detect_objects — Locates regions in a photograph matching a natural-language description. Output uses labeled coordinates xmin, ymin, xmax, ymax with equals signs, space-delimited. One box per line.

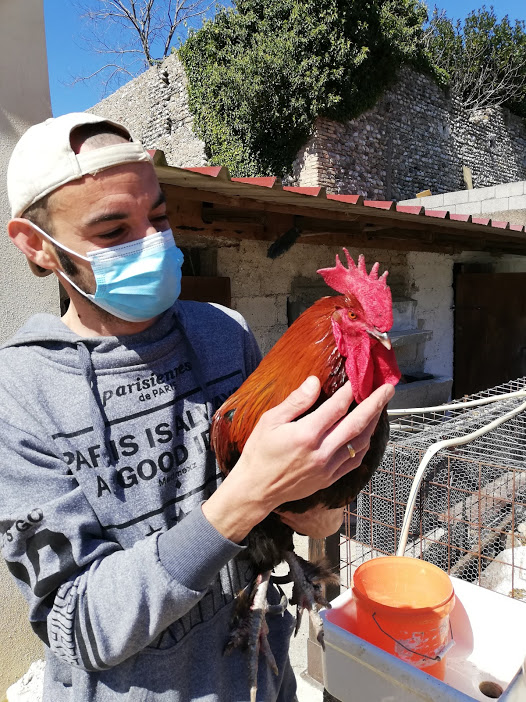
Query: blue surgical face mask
xmin=30 ymin=223 xmax=184 ymax=322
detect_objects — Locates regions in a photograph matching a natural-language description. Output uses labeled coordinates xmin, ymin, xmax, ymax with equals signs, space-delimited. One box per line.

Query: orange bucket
xmin=349 ymin=557 xmax=455 ymax=679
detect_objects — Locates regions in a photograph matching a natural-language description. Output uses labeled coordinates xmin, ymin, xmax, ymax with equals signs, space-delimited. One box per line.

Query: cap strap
xmin=76 ymin=143 xmax=151 ymax=174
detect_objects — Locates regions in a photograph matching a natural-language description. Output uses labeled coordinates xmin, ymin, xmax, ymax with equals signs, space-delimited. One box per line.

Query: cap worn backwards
xmin=7 ymin=112 xmax=152 ymax=219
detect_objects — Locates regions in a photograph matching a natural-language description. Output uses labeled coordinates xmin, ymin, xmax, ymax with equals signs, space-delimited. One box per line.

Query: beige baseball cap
xmin=7 ymin=112 xmax=152 ymax=276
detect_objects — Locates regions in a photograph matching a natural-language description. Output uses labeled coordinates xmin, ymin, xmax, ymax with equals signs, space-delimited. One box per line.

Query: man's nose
xmin=130 ymin=223 xmax=160 ymax=242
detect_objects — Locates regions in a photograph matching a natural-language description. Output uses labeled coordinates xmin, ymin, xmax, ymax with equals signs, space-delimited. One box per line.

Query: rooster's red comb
xmin=317 ymin=250 xmax=388 ymax=294
xmin=317 ymin=250 xmax=393 ymax=330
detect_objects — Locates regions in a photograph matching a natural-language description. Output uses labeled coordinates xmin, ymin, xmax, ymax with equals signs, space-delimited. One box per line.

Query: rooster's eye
xmin=348 ymin=311 xmax=357 ymax=320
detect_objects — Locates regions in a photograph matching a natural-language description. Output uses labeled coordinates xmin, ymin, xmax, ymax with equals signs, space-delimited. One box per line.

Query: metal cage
xmin=341 ymin=377 xmax=526 ymax=602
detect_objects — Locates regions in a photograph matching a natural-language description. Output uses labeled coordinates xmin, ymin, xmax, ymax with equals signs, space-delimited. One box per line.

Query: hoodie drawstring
xmin=76 ymin=341 xmax=114 ymax=468
xmin=75 ymin=311 xmax=214 ymax=476
xmin=172 ymin=313 xmax=215 ymax=423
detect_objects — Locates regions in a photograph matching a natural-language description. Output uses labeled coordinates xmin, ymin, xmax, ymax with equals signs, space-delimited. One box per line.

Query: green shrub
xmin=179 ymin=0 xmax=435 ymax=177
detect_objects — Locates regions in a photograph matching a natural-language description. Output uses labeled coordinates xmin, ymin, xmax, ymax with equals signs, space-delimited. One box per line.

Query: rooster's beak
xmin=367 ymin=328 xmax=392 ymax=350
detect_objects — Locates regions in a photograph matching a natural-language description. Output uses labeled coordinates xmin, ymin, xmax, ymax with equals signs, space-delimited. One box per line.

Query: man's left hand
xmin=276 ymin=505 xmax=344 ymax=538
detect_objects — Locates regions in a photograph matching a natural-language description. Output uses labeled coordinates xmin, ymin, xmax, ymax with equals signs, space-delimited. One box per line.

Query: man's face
xmin=45 ymin=161 xmax=169 ymax=295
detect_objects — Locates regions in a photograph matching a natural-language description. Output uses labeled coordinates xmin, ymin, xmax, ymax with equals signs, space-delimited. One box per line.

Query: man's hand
xmin=276 ymin=505 xmax=344 ymax=539
xmin=203 ymin=378 xmax=394 ymax=543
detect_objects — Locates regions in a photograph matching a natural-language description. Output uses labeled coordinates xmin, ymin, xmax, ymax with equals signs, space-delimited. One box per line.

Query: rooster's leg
xmin=225 ymin=570 xmax=287 ymax=702
xmin=284 ymin=551 xmax=338 ymax=648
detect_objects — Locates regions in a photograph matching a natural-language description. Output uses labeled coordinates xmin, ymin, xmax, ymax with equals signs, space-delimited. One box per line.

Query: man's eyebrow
xmin=152 ymin=192 xmax=167 ymax=210
xmin=85 ymin=191 xmax=167 ymax=227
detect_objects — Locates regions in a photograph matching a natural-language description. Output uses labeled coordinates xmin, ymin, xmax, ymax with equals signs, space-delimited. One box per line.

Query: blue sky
xmin=44 ymin=0 xmax=526 ymax=117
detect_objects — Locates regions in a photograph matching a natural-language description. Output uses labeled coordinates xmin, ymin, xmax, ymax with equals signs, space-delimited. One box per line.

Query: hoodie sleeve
xmin=0 ymin=419 xmax=245 ymax=672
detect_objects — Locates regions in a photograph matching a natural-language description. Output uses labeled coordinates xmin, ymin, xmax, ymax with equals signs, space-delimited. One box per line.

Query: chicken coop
xmin=318 ymin=378 xmax=526 ymax=701
xmin=341 ymin=377 xmax=526 ymax=601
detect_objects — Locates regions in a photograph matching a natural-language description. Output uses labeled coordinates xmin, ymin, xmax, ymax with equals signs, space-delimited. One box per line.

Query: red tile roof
xmin=149 ymin=152 xmax=526 ymax=254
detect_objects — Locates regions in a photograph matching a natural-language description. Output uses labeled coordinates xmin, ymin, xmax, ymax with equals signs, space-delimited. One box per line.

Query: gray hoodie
xmin=0 ymin=301 xmax=296 ymax=701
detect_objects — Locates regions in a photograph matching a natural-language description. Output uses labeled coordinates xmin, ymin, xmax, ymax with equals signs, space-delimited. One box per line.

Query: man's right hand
xmin=202 ymin=378 xmax=394 ymax=543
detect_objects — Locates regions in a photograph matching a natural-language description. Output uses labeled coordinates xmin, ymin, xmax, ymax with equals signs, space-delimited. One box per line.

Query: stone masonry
xmin=90 ymin=59 xmax=526 ymax=201
xmin=89 ymin=54 xmax=207 ymax=168
xmin=292 ymin=67 xmax=526 ymax=201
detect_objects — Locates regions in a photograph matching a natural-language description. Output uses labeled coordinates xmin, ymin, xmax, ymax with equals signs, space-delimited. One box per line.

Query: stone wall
xmin=292 ymin=68 xmax=526 ymax=201
xmin=89 ymin=54 xmax=207 ymax=168
xmin=91 ymin=59 xmax=526 ymax=201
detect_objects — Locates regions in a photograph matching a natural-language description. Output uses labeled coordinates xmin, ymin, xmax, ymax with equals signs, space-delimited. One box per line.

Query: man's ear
xmin=7 ymin=218 xmax=59 ymax=276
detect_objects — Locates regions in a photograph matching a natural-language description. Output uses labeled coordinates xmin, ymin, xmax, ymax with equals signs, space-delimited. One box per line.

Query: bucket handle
xmin=372 ymin=612 xmax=455 ymax=662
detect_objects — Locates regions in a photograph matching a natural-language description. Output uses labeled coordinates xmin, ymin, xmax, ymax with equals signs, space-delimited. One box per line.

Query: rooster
xmin=211 ymin=250 xmax=400 ymax=699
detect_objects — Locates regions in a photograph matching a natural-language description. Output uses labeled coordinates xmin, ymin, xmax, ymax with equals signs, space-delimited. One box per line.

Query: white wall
xmin=0 ymin=0 xmax=59 ymax=345
xmin=0 ymin=0 xmax=56 ymax=694
xmin=407 ymin=251 xmax=454 ymax=378
xmin=400 ymin=181 xmax=526 ymax=217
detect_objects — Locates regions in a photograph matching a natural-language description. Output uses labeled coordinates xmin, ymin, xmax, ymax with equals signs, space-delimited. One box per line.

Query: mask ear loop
xmin=26 ymin=221 xmax=91 ymax=261
xmin=26 ymin=221 xmax=97 ymax=301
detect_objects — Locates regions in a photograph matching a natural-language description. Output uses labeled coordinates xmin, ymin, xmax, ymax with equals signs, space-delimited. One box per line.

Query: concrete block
xmin=392 ymin=299 xmax=417 ymax=330
xmin=389 ymin=375 xmax=453 ymax=410
xmin=418 ymin=194 xmax=445 ymax=208
xmin=495 ymin=181 xmax=525 ymax=198
xmin=453 ymin=201 xmax=482 ymax=215
xmin=259 ymin=267 xmax=294 ymax=296
xmin=397 ymin=197 xmax=420 ymax=206
xmin=468 ymin=186 xmax=496 ymax=202
xmin=398 ymin=194 xmax=444 ymax=208
xmin=275 ymin=295 xmax=289 ymax=326
xmin=442 ymin=190 xmax=468 ymax=206
xmin=509 ymin=194 xmax=526 ymax=210
xmin=255 ymin=324 xmax=288 ymax=356
xmin=235 ymin=296 xmax=278 ymax=329
xmin=481 ymin=197 xmax=509 ymax=213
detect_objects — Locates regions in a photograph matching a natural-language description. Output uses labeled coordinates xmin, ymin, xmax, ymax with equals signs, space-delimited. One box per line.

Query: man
xmin=1 ymin=113 xmax=394 ymax=701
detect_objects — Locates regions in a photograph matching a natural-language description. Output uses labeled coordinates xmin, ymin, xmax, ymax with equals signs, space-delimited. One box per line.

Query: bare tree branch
xmin=72 ymin=0 xmax=223 ymax=92
xmin=70 ymin=63 xmax=134 ymax=83
xmin=425 ymin=6 xmax=526 ymax=113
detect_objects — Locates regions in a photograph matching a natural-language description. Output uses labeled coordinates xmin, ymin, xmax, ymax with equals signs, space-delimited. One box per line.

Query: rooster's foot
xmin=284 ymin=551 xmax=338 ymax=649
xmin=225 ymin=570 xmax=287 ymax=702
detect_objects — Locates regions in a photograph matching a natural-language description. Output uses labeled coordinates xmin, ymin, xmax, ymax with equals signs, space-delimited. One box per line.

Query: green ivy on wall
xmin=178 ymin=0 xmax=439 ymax=178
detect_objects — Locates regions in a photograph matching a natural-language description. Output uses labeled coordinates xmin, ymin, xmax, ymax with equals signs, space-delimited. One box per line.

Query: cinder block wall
xmin=216 ymin=241 xmax=454 ymax=380
xmin=400 ymin=181 xmax=526 ymax=223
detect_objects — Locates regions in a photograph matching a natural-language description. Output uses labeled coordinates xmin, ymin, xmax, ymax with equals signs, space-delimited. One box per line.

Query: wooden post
xmin=306 ymin=530 xmax=341 ymax=684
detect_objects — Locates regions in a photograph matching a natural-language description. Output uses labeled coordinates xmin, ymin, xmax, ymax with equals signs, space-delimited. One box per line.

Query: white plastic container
xmin=322 ymin=576 xmax=526 ymax=701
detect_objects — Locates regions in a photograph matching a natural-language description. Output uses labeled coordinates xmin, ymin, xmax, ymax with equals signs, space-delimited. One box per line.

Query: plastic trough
xmin=322 ymin=576 xmax=526 ymax=701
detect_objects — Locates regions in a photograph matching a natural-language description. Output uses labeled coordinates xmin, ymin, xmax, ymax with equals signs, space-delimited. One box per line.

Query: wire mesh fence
xmin=341 ymin=377 xmax=526 ymax=602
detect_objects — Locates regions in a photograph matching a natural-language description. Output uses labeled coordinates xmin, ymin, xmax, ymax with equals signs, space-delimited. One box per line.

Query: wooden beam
xmin=307 ymin=532 xmax=340 ymax=684
xmin=160 ymin=182 xmax=526 ymax=255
